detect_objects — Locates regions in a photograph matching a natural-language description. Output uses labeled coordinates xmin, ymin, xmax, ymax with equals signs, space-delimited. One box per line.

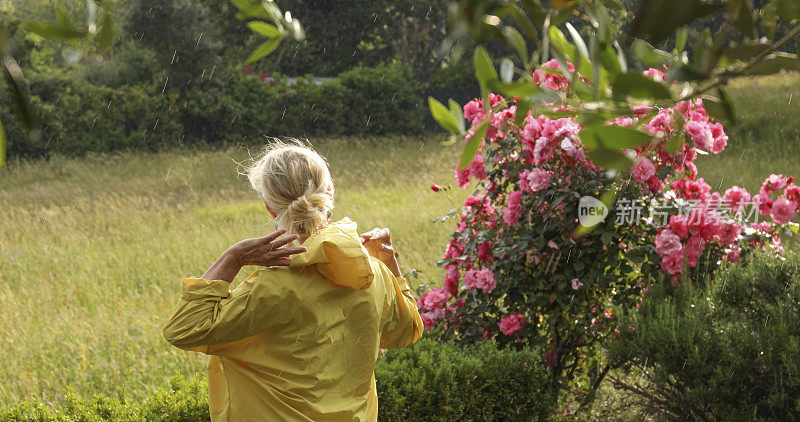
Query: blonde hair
xmin=247 ymin=141 xmax=334 ymax=237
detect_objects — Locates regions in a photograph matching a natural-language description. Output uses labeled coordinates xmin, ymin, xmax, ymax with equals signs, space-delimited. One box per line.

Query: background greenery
xmin=1 ymin=0 xmax=800 ymax=418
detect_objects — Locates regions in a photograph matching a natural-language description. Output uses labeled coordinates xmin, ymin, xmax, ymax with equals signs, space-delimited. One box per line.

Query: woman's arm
xmin=201 ymin=229 xmax=306 ymax=282
xmin=360 ymin=227 xmax=423 ymax=349
xmin=163 ymin=229 xmax=306 ymax=350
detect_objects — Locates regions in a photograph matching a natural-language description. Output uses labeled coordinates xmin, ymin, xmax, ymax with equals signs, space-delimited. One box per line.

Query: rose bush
xmin=419 ymin=60 xmax=799 ymax=400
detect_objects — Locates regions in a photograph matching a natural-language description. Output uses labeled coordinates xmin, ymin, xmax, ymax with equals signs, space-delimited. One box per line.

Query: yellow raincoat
xmin=163 ymin=218 xmax=423 ymax=421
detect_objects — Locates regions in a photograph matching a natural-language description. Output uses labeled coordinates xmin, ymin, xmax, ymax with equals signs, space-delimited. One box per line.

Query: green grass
xmin=0 ymin=73 xmax=797 ymax=410
xmin=0 ymin=137 xmax=468 ymax=405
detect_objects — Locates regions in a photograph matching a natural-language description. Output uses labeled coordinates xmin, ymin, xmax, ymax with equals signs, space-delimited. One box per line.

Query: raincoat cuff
xmin=180 ymin=277 xmax=231 ymax=301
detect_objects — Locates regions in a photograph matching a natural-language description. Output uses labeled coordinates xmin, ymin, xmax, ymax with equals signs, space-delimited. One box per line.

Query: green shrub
xmin=377 ymin=336 xmax=555 ymax=421
xmin=1 ymin=63 xmax=425 ymax=159
xmin=0 ymin=337 xmax=553 ymax=421
xmin=608 ymin=252 xmax=800 ymax=420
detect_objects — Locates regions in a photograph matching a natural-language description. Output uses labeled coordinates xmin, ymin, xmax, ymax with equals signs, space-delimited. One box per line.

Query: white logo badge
xmin=578 ymin=196 xmax=608 ymax=227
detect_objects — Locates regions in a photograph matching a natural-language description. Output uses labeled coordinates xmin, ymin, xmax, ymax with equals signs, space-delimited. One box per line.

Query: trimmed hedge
xmin=0 ymin=337 xmax=554 ymax=421
xmin=1 ymin=63 xmax=425 ymax=159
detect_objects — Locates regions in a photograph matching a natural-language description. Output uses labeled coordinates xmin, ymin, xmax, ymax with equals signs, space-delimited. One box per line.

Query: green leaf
xmin=473 ymin=47 xmax=498 ymax=96
xmin=746 ymin=52 xmax=800 ymax=75
xmin=499 ymin=58 xmax=514 ymax=83
xmin=548 ymin=26 xmax=576 ymax=63
xmin=248 ymin=21 xmax=281 ymax=37
xmin=728 ymin=0 xmax=756 ymax=38
xmin=515 ymin=99 xmax=532 ymax=126
xmin=631 ymin=39 xmax=672 ymax=67
xmin=246 ymin=37 xmax=281 ymax=63
xmin=565 ymin=23 xmax=589 ymax=59
xmin=96 ymin=12 xmax=115 ymax=53
xmin=2 ymin=56 xmax=34 ymax=130
xmin=760 ymin=3 xmax=779 ymax=38
xmin=502 ymin=26 xmax=528 ymax=63
xmin=774 ymin=0 xmax=800 ymax=20
xmin=598 ymin=0 xmax=623 ymax=10
xmin=600 ymin=44 xmax=622 ymax=76
xmin=460 ymin=118 xmax=490 ymax=169
xmin=628 ymin=0 xmax=724 ymax=45
xmin=586 ymin=147 xmax=632 ymax=170
xmin=674 ymin=27 xmax=688 ymax=55
xmin=230 ymin=0 xmax=269 ymax=19
xmin=664 ymin=132 xmax=685 ymax=153
xmin=25 ymin=22 xmax=86 ymax=41
xmin=488 ymin=80 xmax=542 ymax=98
xmin=724 ymin=43 xmax=771 ymax=62
xmin=581 ymin=125 xmax=653 ymax=151
xmin=449 ymin=99 xmax=465 ymax=133
xmin=703 ymin=90 xmax=736 ymax=124
xmin=611 ymin=72 xmax=673 ymax=101
xmin=429 ymin=97 xmax=462 ymax=135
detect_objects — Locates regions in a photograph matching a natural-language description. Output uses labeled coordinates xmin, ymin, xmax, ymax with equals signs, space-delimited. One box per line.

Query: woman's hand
xmin=201 ymin=229 xmax=307 ymax=282
xmin=360 ymin=227 xmax=402 ymax=277
xmin=229 ymin=229 xmax=307 ymax=267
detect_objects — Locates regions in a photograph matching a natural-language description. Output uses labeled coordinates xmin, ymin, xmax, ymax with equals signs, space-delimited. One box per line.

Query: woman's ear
xmin=265 ymin=203 xmax=277 ymax=218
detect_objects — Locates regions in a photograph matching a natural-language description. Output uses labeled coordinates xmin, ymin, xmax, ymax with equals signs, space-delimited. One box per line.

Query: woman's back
xmin=164 ymin=218 xmax=422 ymax=421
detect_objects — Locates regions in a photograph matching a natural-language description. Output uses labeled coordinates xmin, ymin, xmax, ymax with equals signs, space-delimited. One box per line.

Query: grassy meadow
xmin=0 ymin=137 xmax=468 ymax=405
xmin=0 ymin=73 xmax=798 ymax=408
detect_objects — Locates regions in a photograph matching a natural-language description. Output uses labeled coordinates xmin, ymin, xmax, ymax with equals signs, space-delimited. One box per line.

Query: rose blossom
xmin=498 ymin=312 xmax=527 ymax=335
xmin=571 ymin=278 xmax=583 ymax=290
xmin=519 ymin=168 xmax=552 ymax=193
xmin=463 ymin=99 xmax=484 ymax=122
xmin=464 ymin=268 xmax=497 ymax=292
xmin=661 ymin=250 xmax=684 ymax=276
xmin=643 ymin=67 xmax=666 ymax=82
xmin=771 ymin=197 xmax=797 ymax=224
xmin=722 ymin=186 xmax=751 ymax=212
xmin=501 ymin=190 xmax=523 ymax=225
xmin=655 ymin=229 xmax=683 ymax=257
xmin=419 ymin=287 xmax=450 ymax=311
xmin=684 ymin=120 xmax=713 ymax=150
xmin=631 ymin=157 xmax=656 ymax=184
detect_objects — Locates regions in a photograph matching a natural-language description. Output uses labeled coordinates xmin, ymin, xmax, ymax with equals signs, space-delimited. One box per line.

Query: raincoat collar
xmin=289 ymin=218 xmax=375 ymax=290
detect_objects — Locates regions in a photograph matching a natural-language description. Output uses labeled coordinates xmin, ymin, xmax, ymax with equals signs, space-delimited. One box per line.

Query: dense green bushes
xmin=608 ymin=252 xmax=800 ymax=420
xmin=1 ymin=63 xmax=425 ymax=159
xmin=0 ymin=337 xmax=552 ymax=421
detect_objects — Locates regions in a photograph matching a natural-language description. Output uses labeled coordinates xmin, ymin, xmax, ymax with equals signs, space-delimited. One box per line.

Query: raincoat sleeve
xmin=163 ymin=271 xmax=284 ymax=353
xmin=377 ymin=262 xmax=424 ymax=349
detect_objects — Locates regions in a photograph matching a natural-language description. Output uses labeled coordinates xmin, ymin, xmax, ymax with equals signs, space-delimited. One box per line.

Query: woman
xmin=163 ymin=143 xmax=423 ymax=421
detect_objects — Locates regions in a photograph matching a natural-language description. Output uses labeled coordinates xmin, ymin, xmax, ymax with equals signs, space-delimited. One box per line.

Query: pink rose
xmin=771 ymin=197 xmax=797 ymax=224
xmin=455 ymin=165 xmax=471 ymax=189
xmin=661 ymin=250 xmax=684 ymax=276
xmin=667 ymin=214 xmax=691 ymax=239
xmin=571 ymin=278 xmax=583 ymax=290
xmin=655 ymin=229 xmax=683 ymax=257
xmin=519 ymin=168 xmax=552 ymax=193
xmin=498 ymin=312 xmax=527 ymax=335
xmin=463 ymin=99 xmax=484 ymax=121
xmin=722 ymin=186 xmax=751 ymax=212
xmin=756 ymin=189 xmax=774 ymax=216
xmin=464 ymin=268 xmax=497 ymax=292
xmin=631 ymin=157 xmax=656 ymax=184
xmin=501 ymin=190 xmax=523 ymax=226
xmin=443 ymin=264 xmax=459 ymax=297
xmin=643 ymin=67 xmax=666 ymax=83
xmin=684 ymin=120 xmax=713 ymax=150
xmin=419 ymin=288 xmax=450 ymax=311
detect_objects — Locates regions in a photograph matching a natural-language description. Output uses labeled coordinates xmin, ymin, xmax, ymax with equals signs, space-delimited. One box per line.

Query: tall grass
xmin=0 ymin=137 xmax=468 ymax=405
